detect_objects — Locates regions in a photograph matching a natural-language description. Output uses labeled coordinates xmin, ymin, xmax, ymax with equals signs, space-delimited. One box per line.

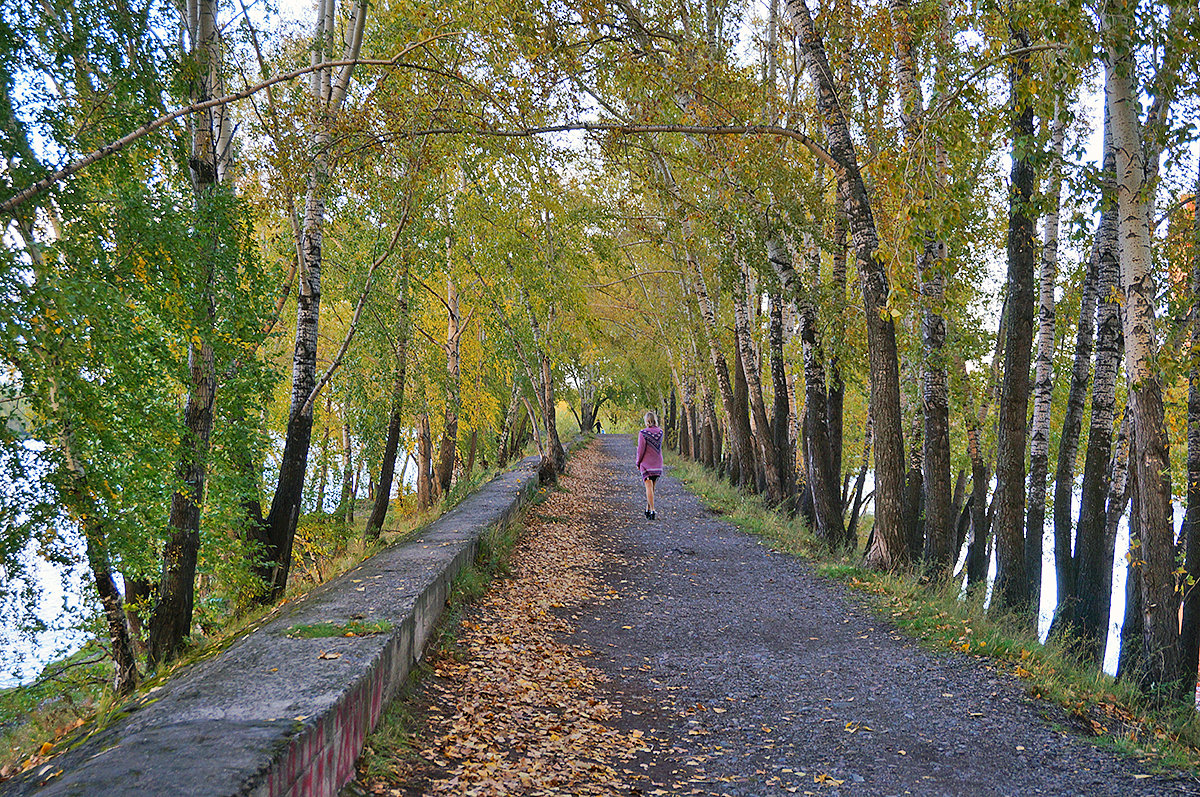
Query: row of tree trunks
xmin=733 ymin=256 xmax=784 ymax=506
xmin=765 ymin=235 xmax=844 ymax=545
xmin=1063 ymin=138 xmax=1123 ymax=654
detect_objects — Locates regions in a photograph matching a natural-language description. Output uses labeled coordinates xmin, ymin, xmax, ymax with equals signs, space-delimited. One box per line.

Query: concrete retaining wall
xmin=6 ymin=455 xmax=542 ymax=797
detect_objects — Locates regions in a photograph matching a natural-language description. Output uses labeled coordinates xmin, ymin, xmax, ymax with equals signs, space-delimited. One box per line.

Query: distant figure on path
xmin=594 ymin=420 xmax=603 ymax=434
xmin=636 ymin=411 xmax=663 ymax=519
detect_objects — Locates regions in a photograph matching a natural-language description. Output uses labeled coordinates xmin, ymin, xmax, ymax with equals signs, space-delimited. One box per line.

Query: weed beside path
xmin=357 ymin=435 xmax=1198 ymax=796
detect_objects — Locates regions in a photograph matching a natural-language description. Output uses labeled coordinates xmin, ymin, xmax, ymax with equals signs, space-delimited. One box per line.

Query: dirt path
xmin=361 ymin=436 xmax=1199 ymax=796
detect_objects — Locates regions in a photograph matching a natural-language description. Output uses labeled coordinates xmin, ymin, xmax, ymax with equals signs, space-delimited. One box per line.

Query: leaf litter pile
xmin=360 ymin=447 xmax=654 ymax=795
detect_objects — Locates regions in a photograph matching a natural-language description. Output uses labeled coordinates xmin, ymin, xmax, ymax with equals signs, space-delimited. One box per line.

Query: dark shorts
xmin=642 ymin=471 xmax=661 ymax=483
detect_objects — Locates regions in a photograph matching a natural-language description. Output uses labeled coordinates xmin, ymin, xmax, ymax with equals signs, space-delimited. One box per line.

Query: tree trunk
xmin=148 ymin=333 xmax=216 ymax=664
xmin=1182 ymin=163 xmax=1200 ymax=691
xmin=1077 ymin=410 xmax=1131 ymax=663
xmin=416 ymin=411 xmax=434 ymax=511
xmin=258 ymin=0 xmax=368 ymax=602
xmin=51 ymin=400 xmax=139 ymax=693
xmin=890 ymin=0 xmax=951 ymax=575
xmin=1024 ymin=112 xmax=1065 ymax=603
xmin=1052 ymin=239 xmax=1102 ymax=619
xmin=786 ymin=0 xmax=906 ymax=570
xmin=1106 ymin=12 xmax=1180 ymax=691
xmin=337 ymin=416 xmax=353 ymax=525
xmin=315 ymin=391 xmax=332 ymax=513
xmin=732 ymin=338 xmax=752 ymax=489
xmin=435 ymin=275 xmax=461 ymax=497
xmin=769 ymin=292 xmax=797 ymax=512
xmin=991 ymin=30 xmax=1036 ymax=615
xmin=465 ymin=428 xmax=477 ymax=478
xmin=828 ymin=211 xmax=848 ymax=498
xmin=497 ymin=379 xmax=521 ymax=467
xmin=1068 ymin=144 xmax=1123 ymax=646
xmin=147 ymin=0 xmax=220 ymax=666
xmin=365 ymin=366 xmax=408 ymax=538
xmin=734 ymin=257 xmax=784 ymax=505
xmin=1118 ymin=441 xmax=1144 ymax=683
xmin=846 ymin=421 xmax=871 ymax=546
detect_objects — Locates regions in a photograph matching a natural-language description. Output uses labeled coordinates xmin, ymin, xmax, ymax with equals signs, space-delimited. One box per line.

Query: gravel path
xmin=573 ymin=434 xmax=1198 ymax=797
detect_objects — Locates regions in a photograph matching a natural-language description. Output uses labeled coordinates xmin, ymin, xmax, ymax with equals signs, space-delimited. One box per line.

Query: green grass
xmin=286 ymin=620 xmax=395 ymax=639
xmin=668 ymin=452 xmax=1200 ymax=773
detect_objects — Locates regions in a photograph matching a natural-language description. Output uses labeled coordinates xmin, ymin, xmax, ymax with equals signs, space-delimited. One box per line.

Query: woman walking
xmin=636 ymin=411 xmax=663 ymax=519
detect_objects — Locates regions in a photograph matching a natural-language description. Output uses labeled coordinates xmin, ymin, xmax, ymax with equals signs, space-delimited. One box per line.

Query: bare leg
xmin=644 ymin=478 xmax=655 ymax=512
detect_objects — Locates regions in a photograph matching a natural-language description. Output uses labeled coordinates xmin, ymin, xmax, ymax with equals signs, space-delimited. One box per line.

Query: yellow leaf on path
xmin=38 ymin=742 xmax=54 ymax=756
xmin=318 ymin=651 xmax=341 ymax=660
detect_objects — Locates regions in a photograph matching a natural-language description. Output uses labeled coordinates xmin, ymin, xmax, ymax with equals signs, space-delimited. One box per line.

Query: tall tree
xmin=146 ymin=0 xmax=225 ymax=666
xmin=365 ymin=263 xmax=412 ymax=538
xmin=1024 ymin=107 xmax=1065 ymax=606
xmin=1105 ymin=0 xmax=1181 ymax=692
xmin=990 ymin=28 xmax=1036 ymax=615
xmin=1181 ymin=165 xmax=1200 ymax=683
xmin=786 ymin=0 xmax=907 ymax=569
xmin=259 ymin=0 xmax=369 ymax=600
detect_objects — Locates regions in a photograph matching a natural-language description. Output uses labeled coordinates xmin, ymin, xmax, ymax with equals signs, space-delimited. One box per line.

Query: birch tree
xmin=258 ymin=0 xmax=369 ymax=600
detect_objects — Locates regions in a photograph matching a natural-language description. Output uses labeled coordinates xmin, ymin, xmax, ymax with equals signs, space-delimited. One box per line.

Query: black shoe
xmin=649 ymin=510 xmax=656 ymax=520
xmin=644 ymin=509 xmax=651 ymax=519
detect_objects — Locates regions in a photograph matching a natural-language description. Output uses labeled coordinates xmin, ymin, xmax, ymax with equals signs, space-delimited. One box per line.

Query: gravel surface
xmin=571 ymin=434 xmax=1200 ymax=797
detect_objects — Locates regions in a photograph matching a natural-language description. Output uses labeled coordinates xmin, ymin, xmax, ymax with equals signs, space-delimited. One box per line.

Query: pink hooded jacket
xmin=636 ymin=426 xmax=664 ymax=478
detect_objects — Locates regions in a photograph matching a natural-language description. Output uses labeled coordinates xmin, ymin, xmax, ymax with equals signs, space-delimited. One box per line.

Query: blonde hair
xmin=644 ymin=411 xmax=659 ymax=427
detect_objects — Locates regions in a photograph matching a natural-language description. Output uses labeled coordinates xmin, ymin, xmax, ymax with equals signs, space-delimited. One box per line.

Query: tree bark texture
xmin=337 ymin=416 xmax=353 ymax=524
xmin=769 ymin=292 xmax=797 ymax=511
xmin=991 ymin=32 xmax=1036 ymax=614
xmin=1076 ymin=409 xmax=1130 ymax=664
xmin=1106 ymin=12 xmax=1181 ymax=691
xmin=1118 ymin=441 xmax=1144 ymax=683
xmin=1182 ymin=163 xmax=1200 ymax=688
xmin=1025 ymin=114 xmax=1065 ymax=603
xmin=416 ymin=411 xmax=433 ymax=511
xmin=1069 ymin=163 xmax=1123 ymax=645
xmin=1052 ymin=242 xmax=1101 ymax=614
xmin=147 ymin=0 xmax=220 ymax=666
xmin=786 ymin=0 xmax=906 ymax=569
xmin=258 ymin=0 xmax=368 ymax=602
xmin=435 ymin=275 xmax=461 ymax=497
xmin=365 ymin=326 xmax=409 ymax=538
xmin=498 ymin=379 xmax=521 ymax=467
